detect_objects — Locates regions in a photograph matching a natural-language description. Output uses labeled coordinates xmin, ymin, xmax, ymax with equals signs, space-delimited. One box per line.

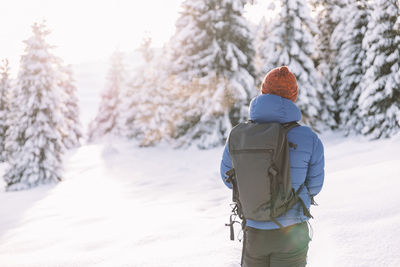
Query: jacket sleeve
xmin=220 ymin=141 xmax=233 ymax=189
xmin=305 ymin=135 xmax=325 ymax=197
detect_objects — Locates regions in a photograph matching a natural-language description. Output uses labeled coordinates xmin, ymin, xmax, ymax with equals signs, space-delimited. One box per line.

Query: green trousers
xmin=242 ymin=222 xmax=310 ymax=267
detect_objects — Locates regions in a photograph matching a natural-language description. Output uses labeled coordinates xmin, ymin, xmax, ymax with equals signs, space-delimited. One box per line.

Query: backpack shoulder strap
xmin=282 ymin=121 xmax=300 ymax=132
xmin=282 ymin=121 xmax=300 ymax=150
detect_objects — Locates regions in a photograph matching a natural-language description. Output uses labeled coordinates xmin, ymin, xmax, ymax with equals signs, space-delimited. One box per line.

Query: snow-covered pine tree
xmin=359 ymin=0 xmax=400 ymax=138
xmin=170 ymin=0 xmax=256 ymax=148
xmin=4 ymin=22 xmax=64 ymax=191
xmin=170 ymin=74 xmax=227 ymax=148
xmin=136 ymin=66 xmax=174 ymax=147
xmin=132 ymin=41 xmax=180 ymax=147
xmin=255 ymin=16 xmax=272 ymax=85
xmin=311 ymin=0 xmax=345 ymax=127
xmin=311 ymin=0 xmax=344 ymax=69
xmin=120 ymin=36 xmax=154 ymax=141
xmin=120 ymin=71 xmax=145 ymax=140
xmin=0 ymin=59 xmax=11 ymax=162
xmin=331 ymin=0 xmax=369 ymax=135
xmin=58 ymin=64 xmax=82 ymax=149
xmin=88 ymin=50 xmax=125 ymax=142
xmin=262 ymin=0 xmax=334 ymax=129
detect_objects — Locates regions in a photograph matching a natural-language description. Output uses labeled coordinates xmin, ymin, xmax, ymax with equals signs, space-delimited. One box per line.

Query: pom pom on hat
xmin=261 ymin=66 xmax=298 ymax=102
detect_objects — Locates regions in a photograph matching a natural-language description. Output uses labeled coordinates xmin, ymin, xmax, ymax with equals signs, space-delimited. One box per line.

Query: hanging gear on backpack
xmin=224 ymin=168 xmax=246 ymax=241
xmin=225 ymin=121 xmax=312 ymax=240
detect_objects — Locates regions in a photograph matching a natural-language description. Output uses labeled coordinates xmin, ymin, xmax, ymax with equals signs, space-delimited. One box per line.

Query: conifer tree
xmin=120 ymin=37 xmax=177 ymax=147
xmin=255 ymin=16 xmax=272 ymax=85
xmin=262 ymin=0 xmax=334 ymax=129
xmin=58 ymin=64 xmax=82 ymax=148
xmin=120 ymin=36 xmax=154 ymax=141
xmin=170 ymin=0 xmax=256 ymax=148
xmin=137 ymin=68 xmax=173 ymax=147
xmin=311 ymin=0 xmax=345 ymax=127
xmin=359 ymin=0 xmax=400 ymax=138
xmin=311 ymin=0 xmax=344 ymax=69
xmin=88 ymin=50 xmax=125 ymax=142
xmin=0 ymin=59 xmax=11 ymax=162
xmin=331 ymin=0 xmax=369 ymax=134
xmin=132 ymin=42 xmax=178 ymax=147
xmin=4 ymin=22 xmax=64 ymax=191
xmin=120 ymin=72 xmax=145 ymax=140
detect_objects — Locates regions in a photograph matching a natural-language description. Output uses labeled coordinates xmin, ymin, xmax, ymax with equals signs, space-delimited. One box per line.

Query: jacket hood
xmin=249 ymin=94 xmax=301 ymax=123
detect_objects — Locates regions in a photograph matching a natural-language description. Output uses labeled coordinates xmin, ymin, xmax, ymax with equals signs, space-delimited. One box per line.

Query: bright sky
xmin=0 ymin=0 xmax=274 ymax=75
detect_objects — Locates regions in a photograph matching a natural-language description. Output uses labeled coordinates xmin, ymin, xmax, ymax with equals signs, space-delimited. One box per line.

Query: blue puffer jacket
xmin=220 ymin=94 xmax=325 ymax=229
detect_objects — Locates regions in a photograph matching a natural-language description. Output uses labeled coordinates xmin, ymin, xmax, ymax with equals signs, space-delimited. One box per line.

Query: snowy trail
xmin=0 ymin=142 xmax=240 ymax=267
xmin=1 ymin=135 xmax=400 ymax=266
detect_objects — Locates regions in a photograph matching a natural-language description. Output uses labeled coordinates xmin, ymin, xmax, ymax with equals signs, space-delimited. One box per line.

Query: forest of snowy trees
xmin=89 ymin=0 xmax=400 ymax=147
xmin=0 ymin=0 xmax=399 ymax=190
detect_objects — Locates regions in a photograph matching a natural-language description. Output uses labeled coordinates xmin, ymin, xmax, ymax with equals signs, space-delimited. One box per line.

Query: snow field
xmin=309 ymin=133 xmax=400 ymax=267
xmin=0 ymin=142 xmax=239 ymax=267
xmin=0 ymin=133 xmax=400 ymax=266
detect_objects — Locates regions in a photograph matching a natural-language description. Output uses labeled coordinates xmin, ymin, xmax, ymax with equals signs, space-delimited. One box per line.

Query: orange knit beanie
xmin=261 ymin=66 xmax=298 ymax=102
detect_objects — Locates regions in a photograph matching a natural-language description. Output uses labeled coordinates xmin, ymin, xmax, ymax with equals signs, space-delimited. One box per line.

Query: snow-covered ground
xmin=1 ymin=133 xmax=400 ymax=267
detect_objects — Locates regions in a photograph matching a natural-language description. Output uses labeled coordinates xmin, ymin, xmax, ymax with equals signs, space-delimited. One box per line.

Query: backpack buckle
xmin=269 ymin=167 xmax=278 ymax=177
xmin=225 ymin=168 xmax=235 ymax=183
